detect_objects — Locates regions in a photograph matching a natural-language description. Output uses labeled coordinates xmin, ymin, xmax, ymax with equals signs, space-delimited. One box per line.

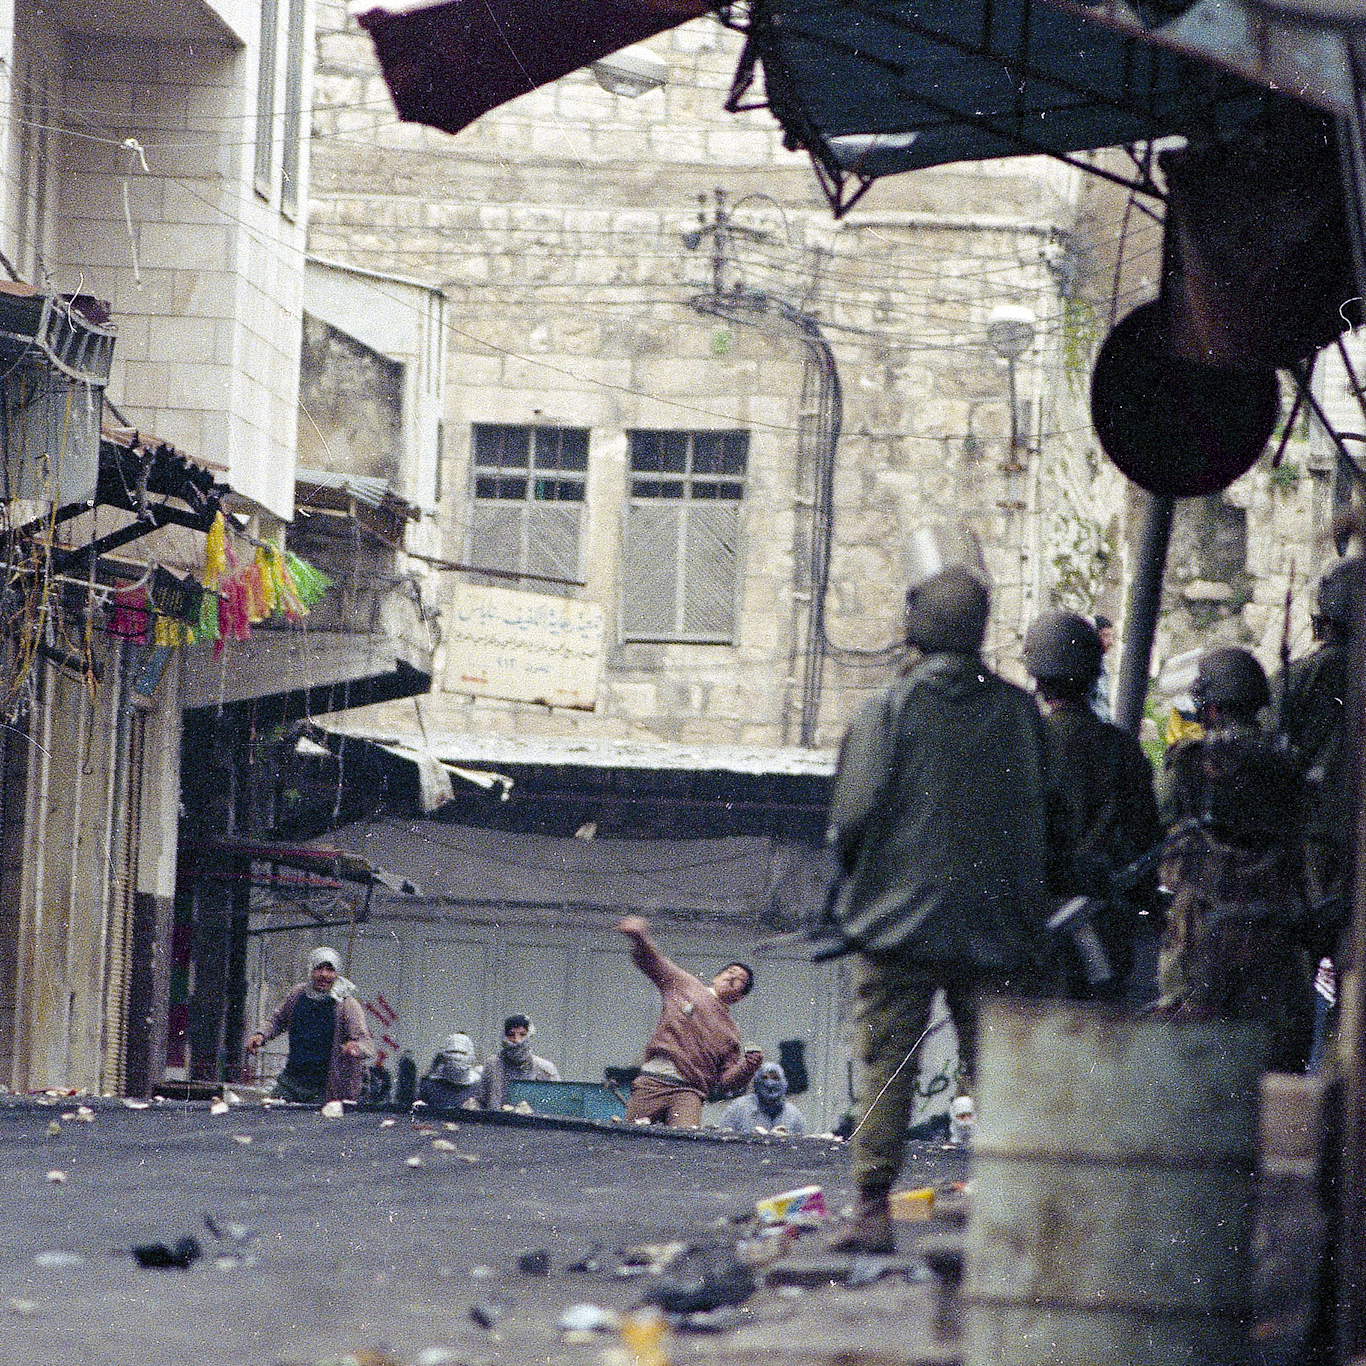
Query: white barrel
xmin=963 ymin=998 xmax=1267 ymax=1366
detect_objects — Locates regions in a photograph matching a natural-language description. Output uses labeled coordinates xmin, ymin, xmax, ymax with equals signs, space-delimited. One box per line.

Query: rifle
xmin=1048 ymin=818 xmax=1200 ymax=986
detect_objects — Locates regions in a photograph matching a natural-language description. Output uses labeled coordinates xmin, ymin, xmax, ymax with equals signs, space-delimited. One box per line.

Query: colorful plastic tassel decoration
xmin=202 ymin=511 xmax=228 ymax=589
xmin=286 ymin=551 xmax=331 ymax=608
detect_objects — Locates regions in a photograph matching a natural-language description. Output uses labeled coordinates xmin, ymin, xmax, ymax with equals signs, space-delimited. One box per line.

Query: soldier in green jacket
xmin=1155 ymin=647 xmax=1314 ymax=1073
xmin=824 ymin=542 xmax=1059 ymax=1254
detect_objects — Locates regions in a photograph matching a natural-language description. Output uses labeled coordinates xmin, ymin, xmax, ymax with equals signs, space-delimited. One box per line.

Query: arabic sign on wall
xmin=447 ymin=585 xmax=604 ymax=710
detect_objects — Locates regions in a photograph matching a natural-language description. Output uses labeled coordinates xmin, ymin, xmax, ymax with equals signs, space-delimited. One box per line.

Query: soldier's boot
xmin=826 ymin=1185 xmax=896 ymax=1255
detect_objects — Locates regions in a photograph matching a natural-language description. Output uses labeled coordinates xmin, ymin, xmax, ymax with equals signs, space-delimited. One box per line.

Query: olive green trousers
xmin=849 ymin=949 xmax=1023 ymax=1194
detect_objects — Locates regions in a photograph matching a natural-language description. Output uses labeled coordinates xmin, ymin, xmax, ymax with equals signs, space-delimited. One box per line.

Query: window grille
xmin=622 ymin=430 xmax=748 ymax=642
xmin=469 ymin=423 xmax=588 ymax=587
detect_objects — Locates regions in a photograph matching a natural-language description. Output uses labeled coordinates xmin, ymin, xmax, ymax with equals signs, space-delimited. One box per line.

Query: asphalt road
xmin=0 ymin=1096 xmax=969 ymax=1366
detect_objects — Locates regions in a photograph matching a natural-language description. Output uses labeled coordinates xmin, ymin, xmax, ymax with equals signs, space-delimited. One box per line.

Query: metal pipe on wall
xmin=1113 ymin=492 xmax=1175 ymax=736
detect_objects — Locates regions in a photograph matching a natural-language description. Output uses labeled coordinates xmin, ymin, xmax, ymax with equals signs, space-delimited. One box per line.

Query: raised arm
xmin=614 ymin=915 xmax=689 ymax=992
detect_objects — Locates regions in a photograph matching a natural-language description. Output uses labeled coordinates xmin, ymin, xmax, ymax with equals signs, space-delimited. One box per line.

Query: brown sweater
xmin=629 ymin=934 xmax=758 ymax=1099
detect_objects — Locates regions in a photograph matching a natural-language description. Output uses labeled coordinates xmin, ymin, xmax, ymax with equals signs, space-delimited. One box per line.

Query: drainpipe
xmin=1113 ymin=493 xmax=1174 ymax=736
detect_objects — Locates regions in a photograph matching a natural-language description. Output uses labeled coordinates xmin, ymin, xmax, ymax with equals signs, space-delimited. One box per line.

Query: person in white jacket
xmin=479 ymin=1014 xmax=560 ymax=1109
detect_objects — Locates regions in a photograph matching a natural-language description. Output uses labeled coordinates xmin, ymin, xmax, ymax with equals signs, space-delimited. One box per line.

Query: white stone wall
xmin=306 ymin=4 xmax=1126 ymax=748
xmin=16 ymin=1 xmax=310 ymax=521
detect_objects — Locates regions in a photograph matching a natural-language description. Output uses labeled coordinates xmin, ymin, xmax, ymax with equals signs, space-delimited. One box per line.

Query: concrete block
xmin=138 ymin=219 xmax=231 ymax=274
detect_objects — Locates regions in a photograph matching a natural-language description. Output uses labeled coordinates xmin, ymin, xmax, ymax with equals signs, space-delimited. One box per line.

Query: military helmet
xmin=1023 ymin=612 xmax=1103 ymax=685
xmin=1315 ymin=556 xmax=1363 ymax=633
xmin=1192 ymin=646 xmax=1270 ymax=712
xmin=904 ymin=565 xmax=991 ymax=653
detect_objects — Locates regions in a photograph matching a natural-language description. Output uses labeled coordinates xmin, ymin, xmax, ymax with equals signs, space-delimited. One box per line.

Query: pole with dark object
xmin=1113 ymin=492 xmax=1175 ymax=736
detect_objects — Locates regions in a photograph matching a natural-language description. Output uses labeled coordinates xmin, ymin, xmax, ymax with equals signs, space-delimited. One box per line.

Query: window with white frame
xmin=621 ymin=429 xmax=748 ymax=642
xmin=469 ymin=423 xmax=588 ymax=587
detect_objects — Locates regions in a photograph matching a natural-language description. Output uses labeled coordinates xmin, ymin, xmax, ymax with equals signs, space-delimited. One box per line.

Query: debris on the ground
xmin=131 ymin=1236 xmax=202 ymax=1269
xmin=8 ymin=1297 xmax=36 ymax=1313
xmin=676 ymin=1304 xmax=744 ymax=1332
xmin=234 ymin=1134 xmax=253 ymax=1144
xmin=320 ymin=1100 xmax=344 ymax=1119
xmin=405 ymin=1155 xmax=423 ymax=1167
xmin=203 ymin=1214 xmax=255 ymax=1246
xmin=33 ymin=1250 xmax=84 ymax=1268
xmin=516 ymin=1247 xmax=551 ymax=1275
xmin=558 ymin=1301 xmax=620 ymax=1335
xmin=755 ymin=1184 xmax=826 ymax=1227
xmin=641 ymin=1244 xmax=756 ymax=1314
xmin=845 ymin=1255 xmax=888 ymax=1288
xmin=210 ymin=1100 xmax=230 ymax=1116
xmin=45 ymin=1169 xmax=65 ymax=1183
xmin=45 ymin=1121 xmax=60 ymax=1136
xmin=617 ymin=1241 xmax=686 ymax=1276
xmin=413 ymin=1349 xmax=461 ymax=1366
xmin=890 ymin=1187 xmax=935 ymax=1221
xmin=469 ymin=1298 xmax=505 ymax=1328
xmin=619 ymin=1307 xmax=671 ymax=1366
xmin=412 ymin=1349 xmax=460 ymax=1366
xmin=430 ymin=1138 xmax=457 ymax=1151
xmin=735 ymin=1225 xmax=800 ymax=1268
xmin=566 ymin=1242 xmax=605 ymax=1273
xmin=378 ymin=1117 xmax=396 ymax=1127
xmin=121 ymin=1099 xmax=149 ymax=1109
xmin=469 ymin=1264 xmax=495 ymax=1279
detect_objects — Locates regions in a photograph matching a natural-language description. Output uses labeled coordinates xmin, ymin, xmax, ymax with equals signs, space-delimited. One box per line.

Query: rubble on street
xmin=0 ymin=1095 xmax=1319 ymax=1366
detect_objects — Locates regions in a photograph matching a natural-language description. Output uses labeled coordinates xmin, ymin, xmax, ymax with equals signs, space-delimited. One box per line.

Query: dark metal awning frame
xmin=721 ymin=0 xmax=1273 ymax=216
xmin=21 ymin=426 xmax=229 ymax=575
xmin=198 ymin=837 xmax=423 ymax=937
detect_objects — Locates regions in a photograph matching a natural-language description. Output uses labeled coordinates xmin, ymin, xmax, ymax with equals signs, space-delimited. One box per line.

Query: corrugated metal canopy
xmin=729 ymin=0 xmax=1273 ymax=212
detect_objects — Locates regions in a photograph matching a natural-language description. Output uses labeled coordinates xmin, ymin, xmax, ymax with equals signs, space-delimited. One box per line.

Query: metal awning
xmin=355 ymin=0 xmax=1343 ymax=214
xmin=727 ymin=0 xmax=1275 ymax=213
xmin=295 ymin=468 xmax=419 ymax=546
xmin=30 ymin=424 xmax=229 ymax=574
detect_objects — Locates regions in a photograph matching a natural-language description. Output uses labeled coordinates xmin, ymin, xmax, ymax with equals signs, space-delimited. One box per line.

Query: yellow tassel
xmin=254 ymin=548 xmax=278 ymax=614
xmin=203 ymin=511 xmax=227 ymax=587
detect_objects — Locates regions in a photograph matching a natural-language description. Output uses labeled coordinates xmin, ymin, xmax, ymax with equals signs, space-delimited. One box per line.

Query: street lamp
xmin=591 ymin=44 xmax=668 ymax=97
xmin=987 ymin=304 xmax=1037 ymax=461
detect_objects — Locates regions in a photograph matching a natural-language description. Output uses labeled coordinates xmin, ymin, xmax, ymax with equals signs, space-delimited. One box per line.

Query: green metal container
xmin=505 ymin=1078 xmax=627 ymax=1122
xmin=963 ymin=999 xmax=1267 ymax=1366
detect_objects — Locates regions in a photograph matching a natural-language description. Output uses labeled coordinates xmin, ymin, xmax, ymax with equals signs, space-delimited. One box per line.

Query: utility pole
xmin=682 ymin=188 xmax=772 ymax=298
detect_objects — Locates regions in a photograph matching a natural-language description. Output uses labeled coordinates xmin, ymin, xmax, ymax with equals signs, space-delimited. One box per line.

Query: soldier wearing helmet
xmin=1154 ymin=644 xmax=1313 ymax=1071
xmin=823 ymin=527 xmax=1060 ymax=1255
xmin=1275 ymin=556 xmax=1361 ymax=960
xmin=1023 ymin=611 xmax=1161 ymax=1002
xmin=1158 ymin=646 xmax=1272 ymax=828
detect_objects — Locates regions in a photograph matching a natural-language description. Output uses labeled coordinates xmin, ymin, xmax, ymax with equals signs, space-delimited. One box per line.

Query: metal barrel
xmin=963 ymin=998 xmax=1268 ymax=1366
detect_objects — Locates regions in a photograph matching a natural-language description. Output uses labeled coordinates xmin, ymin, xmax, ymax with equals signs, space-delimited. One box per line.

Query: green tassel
xmin=198 ymin=588 xmax=220 ymax=641
xmin=285 ymin=551 xmax=331 ymax=607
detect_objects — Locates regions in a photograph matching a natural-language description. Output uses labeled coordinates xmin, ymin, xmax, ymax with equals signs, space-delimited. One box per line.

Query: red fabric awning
xmin=353 ymin=0 xmax=708 ymax=136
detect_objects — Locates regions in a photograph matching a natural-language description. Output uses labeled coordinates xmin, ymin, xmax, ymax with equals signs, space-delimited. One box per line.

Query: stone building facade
xmin=307 ymin=2 xmax=1109 ymax=749
xmin=283 ymin=6 xmax=1354 ymax=1124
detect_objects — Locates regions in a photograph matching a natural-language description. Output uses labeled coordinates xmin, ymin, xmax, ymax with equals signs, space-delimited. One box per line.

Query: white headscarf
xmin=305 ymin=947 xmax=354 ymax=1001
xmin=437 ymin=1032 xmax=480 ymax=1085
